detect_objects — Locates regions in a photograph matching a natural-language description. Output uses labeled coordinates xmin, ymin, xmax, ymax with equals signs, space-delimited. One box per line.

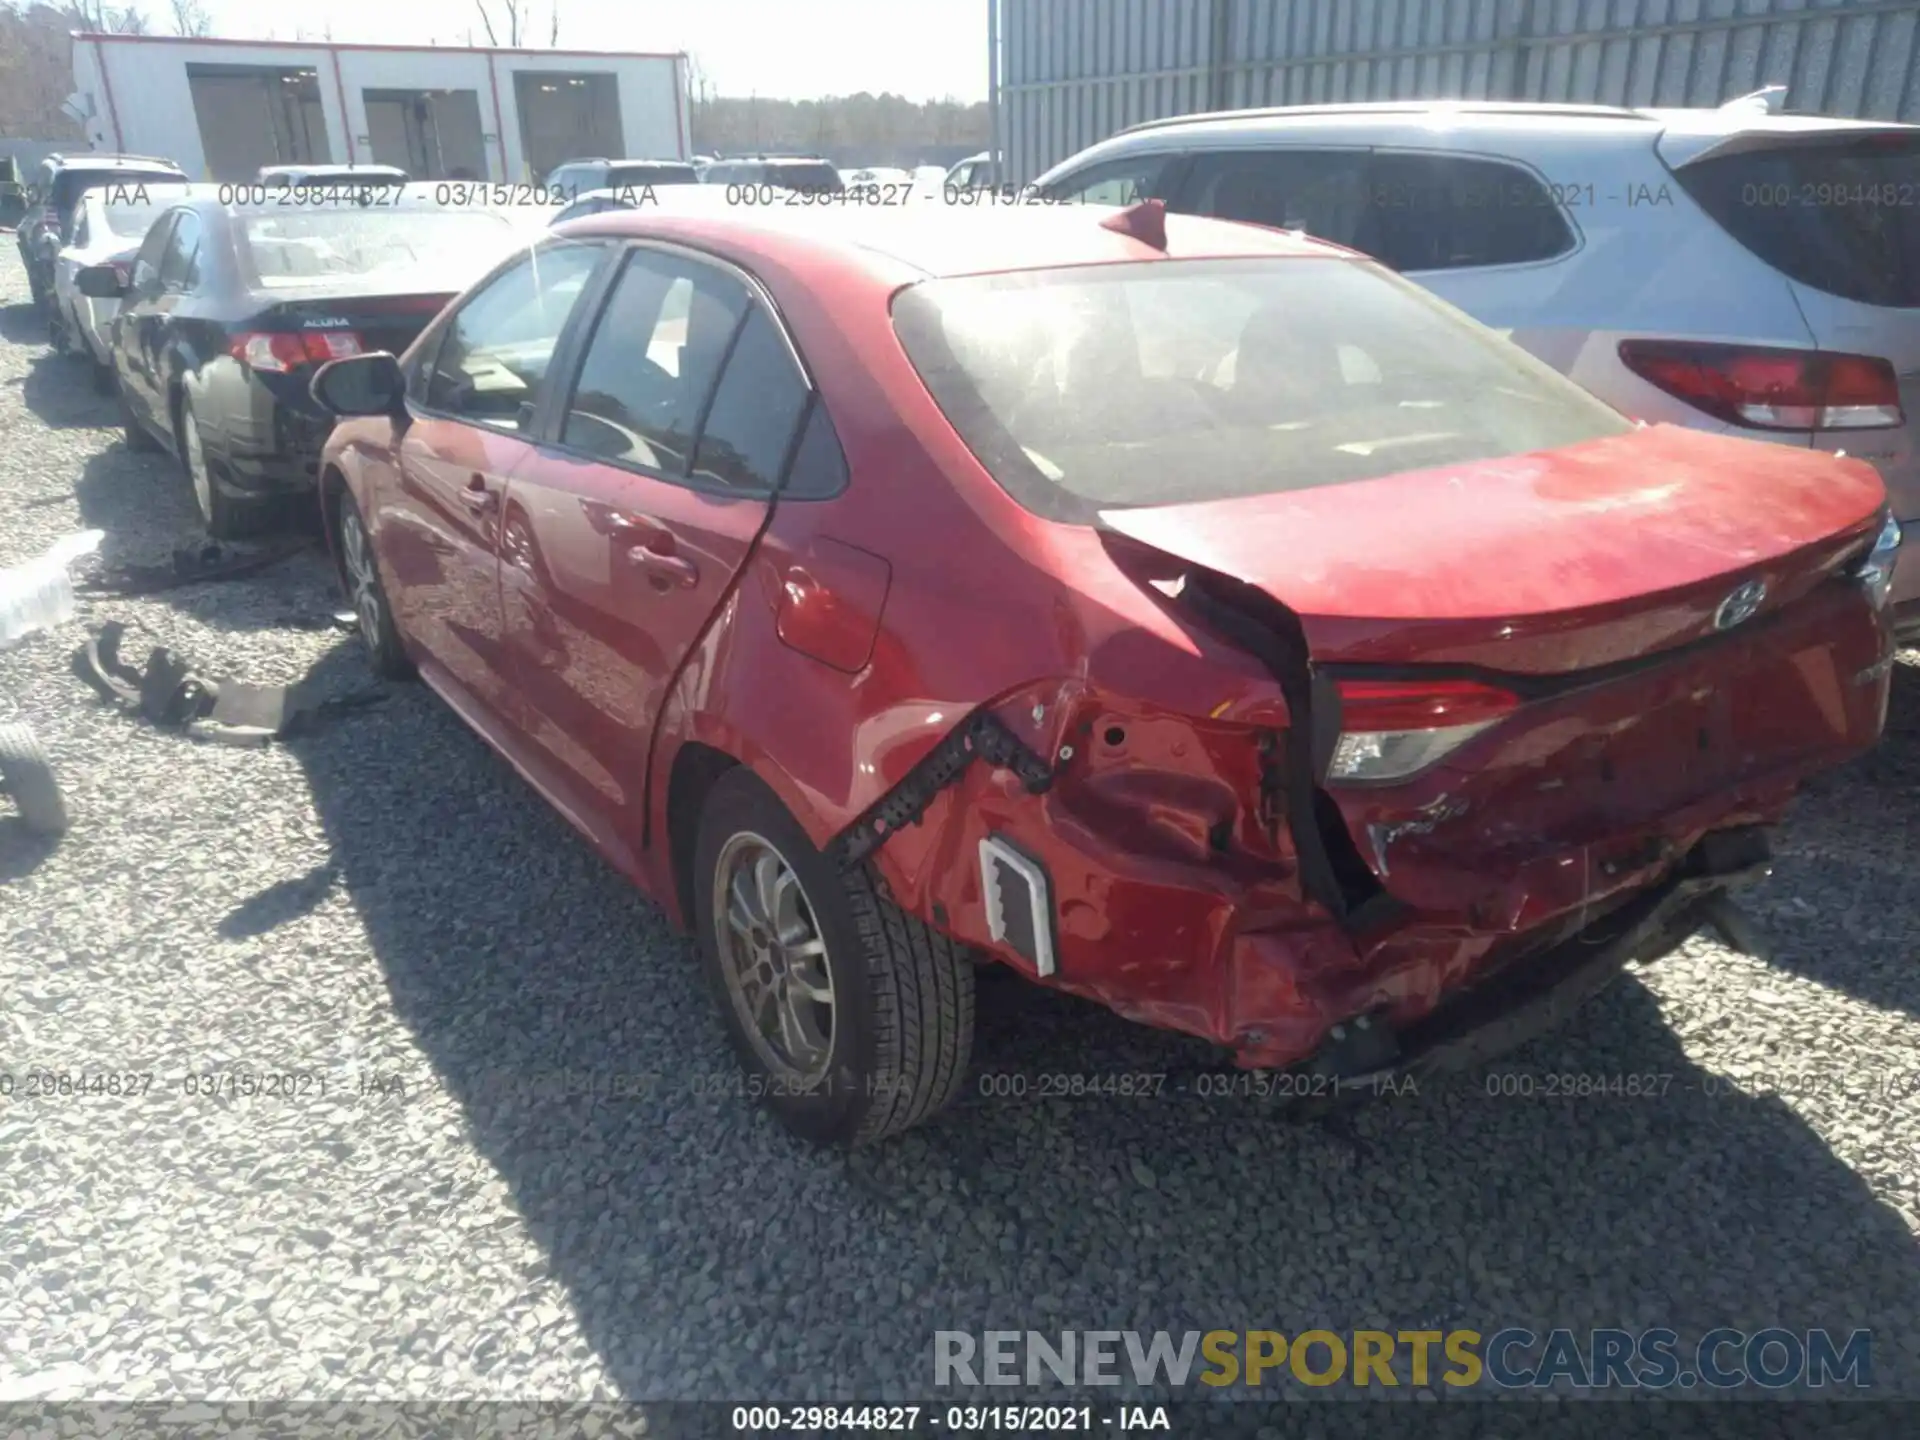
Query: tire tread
xmin=843 ymin=864 xmax=974 ymax=1146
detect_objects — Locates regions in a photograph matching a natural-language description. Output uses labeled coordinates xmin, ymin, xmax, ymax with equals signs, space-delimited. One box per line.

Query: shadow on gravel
xmin=279 ymin=657 xmax=1920 ymax=1402
xmin=1755 ymin=660 xmax=1920 ymax=1018
xmin=3 ymin=305 xmax=117 ymax=433
xmin=0 ymin=817 xmax=61 ymax=879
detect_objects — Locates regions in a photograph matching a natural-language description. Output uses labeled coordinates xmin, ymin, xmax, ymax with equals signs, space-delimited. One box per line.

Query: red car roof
xmin=564 ymin=199 xmax=1359 ymax=282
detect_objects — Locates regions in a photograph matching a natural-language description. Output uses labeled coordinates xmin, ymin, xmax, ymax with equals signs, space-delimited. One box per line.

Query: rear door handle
xmin=629 ymin=547 xmax=699 ymax=590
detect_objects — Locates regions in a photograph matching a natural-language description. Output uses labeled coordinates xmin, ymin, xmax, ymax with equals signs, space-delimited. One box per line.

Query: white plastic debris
xmin=0 ymin=529 xmax=104 ymax=645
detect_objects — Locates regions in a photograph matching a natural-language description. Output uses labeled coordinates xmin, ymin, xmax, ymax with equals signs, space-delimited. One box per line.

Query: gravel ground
xmin=1 ymin=243 xmax=1918 ymax=1415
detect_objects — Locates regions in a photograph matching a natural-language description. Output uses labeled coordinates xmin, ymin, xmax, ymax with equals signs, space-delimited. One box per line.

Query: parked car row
xmin=14 ymin=109 xmax=1909 ymax=1151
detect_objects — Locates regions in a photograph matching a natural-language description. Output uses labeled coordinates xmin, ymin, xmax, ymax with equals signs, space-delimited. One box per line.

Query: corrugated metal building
xmin=993 ymin=0 xmax=1920 ymax=182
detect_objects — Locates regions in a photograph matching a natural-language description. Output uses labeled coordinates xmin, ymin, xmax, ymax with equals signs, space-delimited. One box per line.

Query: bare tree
xmin=167 ymin=0 xmax=212 ymax=36
xmin=65 ymin=0 xmax=149 ymax=33
xmin=474 ymin=0 xmax=562 ymax=47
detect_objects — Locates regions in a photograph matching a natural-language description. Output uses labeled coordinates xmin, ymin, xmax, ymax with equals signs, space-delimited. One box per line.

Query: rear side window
xmin=1674 ymin=134 xmax=1920 ymax=307
xmin=1176 ymin=149 xmax=1373 ymax=244
xmin=690 ymin=308 xmax=810 ymax=492
xmin=892 ymin=257 xmax=1631 ymax=524
xmin=1357 ymin=154 xmax=1576 ymax=271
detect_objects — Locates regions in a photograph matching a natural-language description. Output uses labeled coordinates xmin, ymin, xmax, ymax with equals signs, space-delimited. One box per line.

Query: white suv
xmin=1033 ymin=95 xmax=1920 ymax=640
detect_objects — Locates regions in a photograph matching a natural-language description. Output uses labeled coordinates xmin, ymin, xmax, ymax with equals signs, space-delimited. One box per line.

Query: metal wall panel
xmin=996 ymin=0 xmax=1920 ymax=181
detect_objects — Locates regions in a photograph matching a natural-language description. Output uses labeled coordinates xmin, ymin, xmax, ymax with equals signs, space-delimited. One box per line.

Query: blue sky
xmin=178 ymin=0 xmax=991 ymax=102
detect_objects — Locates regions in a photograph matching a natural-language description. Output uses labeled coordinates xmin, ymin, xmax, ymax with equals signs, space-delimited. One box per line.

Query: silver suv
xmin=1035 ymin=95 xmax=1920 ymax=639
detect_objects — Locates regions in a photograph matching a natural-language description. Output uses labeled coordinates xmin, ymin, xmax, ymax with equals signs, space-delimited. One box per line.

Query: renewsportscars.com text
xmin=933 ymin=1328 xmax=1873 ymax=1391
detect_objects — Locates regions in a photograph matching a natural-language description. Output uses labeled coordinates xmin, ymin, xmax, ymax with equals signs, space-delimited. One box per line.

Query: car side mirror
xmin=76 ymin=263 xmax=128 ymax=298
xmin=311 ymin=352 xmax=408 ymax=421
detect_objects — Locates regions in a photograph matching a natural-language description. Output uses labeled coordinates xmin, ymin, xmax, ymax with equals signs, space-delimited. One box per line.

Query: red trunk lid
xmin=1100 ymin=423 xmax=1887 ymax=672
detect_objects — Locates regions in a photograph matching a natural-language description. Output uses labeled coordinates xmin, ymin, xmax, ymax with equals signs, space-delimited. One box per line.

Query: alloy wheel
xmin=339 ymin=508 xmax=384 ymax=653
xmin=712 ymin=832 xmax=837 ymax=1087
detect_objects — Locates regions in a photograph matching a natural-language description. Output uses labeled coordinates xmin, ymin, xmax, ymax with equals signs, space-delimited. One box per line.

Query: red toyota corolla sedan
xmin=310 ymin=198 xmax=1902 ymax=1147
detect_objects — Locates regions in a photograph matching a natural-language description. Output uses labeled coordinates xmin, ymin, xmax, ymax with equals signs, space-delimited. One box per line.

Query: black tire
xmin=692 ymin=768 xmax=975 ymax=1148
xmin=118 ymin=379 xmax=159 ymax=452
xmin=0 ymin=723 xmax=69 ymax=836
xmin=333 ymin=488 xmax=413 ymax=679
xmin=179 ymin=394 xmax=258 ymax=540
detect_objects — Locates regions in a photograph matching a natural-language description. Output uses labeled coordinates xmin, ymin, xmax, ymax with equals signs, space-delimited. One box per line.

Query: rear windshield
xmin=239 ymin=208 xmax=514 ymax=285
xmin=607 ymin=163 xmax=698 ymax=187
xmin=892 ymin=257 xmax=1634 ymax=523
xmin=1675 ymin=133 xmax=1920 ymax=308
xmin=53 ymin=168 xmax=180 ymax=209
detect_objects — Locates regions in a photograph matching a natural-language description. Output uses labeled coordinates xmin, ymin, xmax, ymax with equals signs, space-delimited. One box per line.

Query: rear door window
xmin=1357 ymin=153 xmax=1576 ymax=272
xmin=1674 ymin=134 xmax=1920 ymax=307
xmin=557 ymin=248 xmax=750 ymax=474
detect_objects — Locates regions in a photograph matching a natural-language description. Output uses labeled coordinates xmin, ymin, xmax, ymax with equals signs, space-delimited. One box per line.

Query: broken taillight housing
xmin=1852 ymin=512 xmax=1904 ymax=609
xmin=1618 ymin=340 xmax=1904 ymax=431
xmin=1327 ymin=677 xmax=1520 ymax=784
xmin=230 ymin=330 xmax=364 ymax=373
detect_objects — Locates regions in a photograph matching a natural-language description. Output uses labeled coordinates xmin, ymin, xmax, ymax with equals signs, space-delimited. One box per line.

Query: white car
xmin=1033 ymin=91 xmax=1920 ymax=641
xmin=51 ymin=178 xmax=191 ymax=390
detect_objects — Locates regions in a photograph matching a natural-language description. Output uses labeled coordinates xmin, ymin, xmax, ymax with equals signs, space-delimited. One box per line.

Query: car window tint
xmin=559 ymin=249 xmax=750 ymax=474
xmin=1177 ymin=149 xmax=1373 ymax=245
xmin=425 ymin=240 xmax=606 ymax=429
xmin=159 ymin=211 xmax=202 ymax=290
xmin=1045 ymin=154 xmax=1173 ymax=206
xmin=1358 ymin=153 xmax=1575 ymax=271
xmin=690 ymin=307 xmax=810 ymax=492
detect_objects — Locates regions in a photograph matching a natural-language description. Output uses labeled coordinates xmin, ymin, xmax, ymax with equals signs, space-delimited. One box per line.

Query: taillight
xmin=1618 ymin=340 xmax=1904 ymax=431
xmin=1327 ymin=677 xmax=1520 ymax=784
xmin=109 ymin=261 xmax=131 ymax=287
xmin=229 ymin=330 xmax=364 ymax=373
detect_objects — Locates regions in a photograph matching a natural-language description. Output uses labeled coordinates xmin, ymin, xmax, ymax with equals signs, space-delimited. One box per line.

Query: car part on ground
xmin=73 ymin=619 xmax=387 ymax=746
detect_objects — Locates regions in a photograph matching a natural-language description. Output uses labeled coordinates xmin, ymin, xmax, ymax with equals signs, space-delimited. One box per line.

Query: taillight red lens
xmin=229 ymin=330 xmax=365 ymax=372
xmin=1327 ymin=678 xmax=1521 ymax=784
xmin=1334 ymin=678 xmax=1520 ymax=733
xmin=1618 ymin=340 xmax=1903 ymax=431
xmin=109 ymin=261 xmax=131 ymax=287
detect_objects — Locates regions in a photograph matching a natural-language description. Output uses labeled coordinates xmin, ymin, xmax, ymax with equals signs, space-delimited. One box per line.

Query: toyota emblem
xmin=1713 ymin=579 xmax=1768 ymax=632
